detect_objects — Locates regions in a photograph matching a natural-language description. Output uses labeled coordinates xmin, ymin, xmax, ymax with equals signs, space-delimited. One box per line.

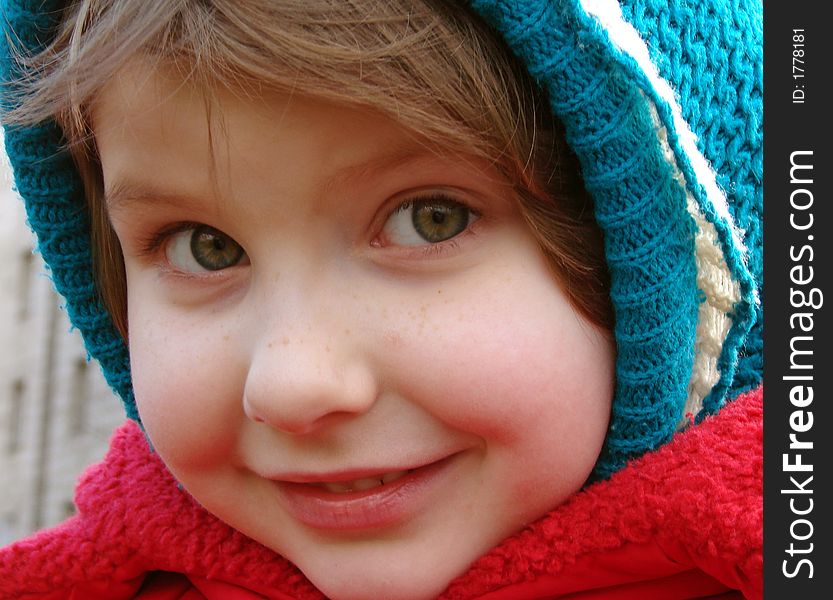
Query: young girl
xmin=0 ymin=0 xmax=763 ymax=598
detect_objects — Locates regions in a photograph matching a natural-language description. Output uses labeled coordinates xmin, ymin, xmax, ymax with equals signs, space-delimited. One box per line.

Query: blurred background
xmin=0 ymin=135 xmax=123 ymax=546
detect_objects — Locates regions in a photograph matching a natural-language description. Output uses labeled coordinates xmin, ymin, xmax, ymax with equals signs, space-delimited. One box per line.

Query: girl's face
xmin=94 ymin=62 xmax=615 ymax=600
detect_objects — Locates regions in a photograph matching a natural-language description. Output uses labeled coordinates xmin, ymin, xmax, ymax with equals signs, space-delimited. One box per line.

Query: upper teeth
xmin=314 ymin=470 xmax=409 ymax=493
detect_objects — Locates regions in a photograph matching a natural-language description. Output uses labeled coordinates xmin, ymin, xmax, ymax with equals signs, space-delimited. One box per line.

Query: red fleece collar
xmin=0 ymin=388 xmax=762 ymax=599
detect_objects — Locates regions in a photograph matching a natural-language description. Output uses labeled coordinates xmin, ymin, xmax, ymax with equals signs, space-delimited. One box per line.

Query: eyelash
xmin=138 ymin=221 xmax=202 ymax=258
xmin=136 ymin=193 xmax=480 ymax=271
xmin=374 ymin=192 xmax=480 ymax=258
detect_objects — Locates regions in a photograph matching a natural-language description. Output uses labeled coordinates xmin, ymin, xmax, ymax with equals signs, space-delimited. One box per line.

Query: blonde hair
xmin=5 ymin=0 xmax=611 ymax=338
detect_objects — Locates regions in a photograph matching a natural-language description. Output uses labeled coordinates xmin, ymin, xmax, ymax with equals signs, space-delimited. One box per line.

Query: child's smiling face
xmin=94 ymin=62 xmax=615 ymax=600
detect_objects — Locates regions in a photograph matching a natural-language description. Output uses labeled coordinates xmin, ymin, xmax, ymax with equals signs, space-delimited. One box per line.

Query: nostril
xmin=242 ymin=393 xmax=265 ymax=423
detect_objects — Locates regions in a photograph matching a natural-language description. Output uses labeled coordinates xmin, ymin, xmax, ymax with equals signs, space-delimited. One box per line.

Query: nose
xmin=242 ymin=327 xmax=379 ymax=435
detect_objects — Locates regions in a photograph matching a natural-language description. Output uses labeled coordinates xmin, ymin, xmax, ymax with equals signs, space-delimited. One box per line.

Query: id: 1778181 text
xmin=792 ymin=29 xmax=805 ymax=104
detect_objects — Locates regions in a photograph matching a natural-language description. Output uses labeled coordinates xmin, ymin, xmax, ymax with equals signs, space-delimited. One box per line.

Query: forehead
xmin=90 ymin=60 xmax=507 ymax=222
xmin=92 ymin=60 xmax=409 ymax=160
xmin=92 ymin=61 xmax=432 ymax=199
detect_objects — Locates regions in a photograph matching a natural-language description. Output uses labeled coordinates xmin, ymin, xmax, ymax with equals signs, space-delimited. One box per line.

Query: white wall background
xmin=0 ymin=135 xmax=124 ymax=546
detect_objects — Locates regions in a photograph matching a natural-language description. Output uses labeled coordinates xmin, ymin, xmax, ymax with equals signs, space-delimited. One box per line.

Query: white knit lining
xmin=684 ymin=198 xmax=741 ymax=424
xmin=577 ymin=0 xmax=745 ymax=424
xmin=652 ymin=108 xmax=740 ymax=426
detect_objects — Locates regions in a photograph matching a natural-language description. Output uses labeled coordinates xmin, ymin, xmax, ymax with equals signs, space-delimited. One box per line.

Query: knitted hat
xmin=0 ymin=0 xmax=762 ymax=479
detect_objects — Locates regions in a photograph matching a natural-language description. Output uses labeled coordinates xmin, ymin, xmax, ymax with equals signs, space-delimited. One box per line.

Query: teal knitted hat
xmin=0 ymin=0 xmax=762 ymax=479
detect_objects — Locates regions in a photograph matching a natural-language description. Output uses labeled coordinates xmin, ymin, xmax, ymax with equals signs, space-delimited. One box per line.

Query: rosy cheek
xmin=384 ymin=274 xmax=612 ymax=445
xmin=129 ymin=309 xmax=245 ymax=469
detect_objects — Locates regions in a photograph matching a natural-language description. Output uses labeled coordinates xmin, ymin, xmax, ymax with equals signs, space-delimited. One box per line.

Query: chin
xmin=295 ymin=545 xmax=477 ymax=600
xmin=314 ymin=575 xmax=454 ymax=600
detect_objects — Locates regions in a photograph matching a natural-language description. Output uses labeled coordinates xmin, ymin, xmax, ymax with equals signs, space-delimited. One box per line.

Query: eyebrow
xmin=104 ymin=180 xmax=207 ymax=217
xmin=104 ymin=143 xmax=446 ymax=217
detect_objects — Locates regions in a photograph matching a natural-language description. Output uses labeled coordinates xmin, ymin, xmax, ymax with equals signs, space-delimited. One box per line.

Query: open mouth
xmin=272 ymin=455 xmax=459 ymax=531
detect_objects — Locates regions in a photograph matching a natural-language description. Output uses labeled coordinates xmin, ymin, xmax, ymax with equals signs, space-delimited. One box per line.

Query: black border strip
xmin=763 ymin=2 xmax=832 ymax=597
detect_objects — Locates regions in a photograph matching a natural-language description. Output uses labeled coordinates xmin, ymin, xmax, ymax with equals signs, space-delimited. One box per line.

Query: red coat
xmin=0 ymin=388 xmax=762 ymax=600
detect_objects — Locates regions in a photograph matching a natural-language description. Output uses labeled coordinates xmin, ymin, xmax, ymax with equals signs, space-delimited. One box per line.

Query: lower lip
xmin=273 ymin=456 xmax=456 ymax=531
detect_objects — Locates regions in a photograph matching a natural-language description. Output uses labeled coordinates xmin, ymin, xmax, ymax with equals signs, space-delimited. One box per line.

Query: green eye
xmin=411 ymin=201 xmax=470 ymax=243
xmin=383 ymin=197 xmax=477 ymax=246
xmin=189 ymin=225 xmax=245 ymax=271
